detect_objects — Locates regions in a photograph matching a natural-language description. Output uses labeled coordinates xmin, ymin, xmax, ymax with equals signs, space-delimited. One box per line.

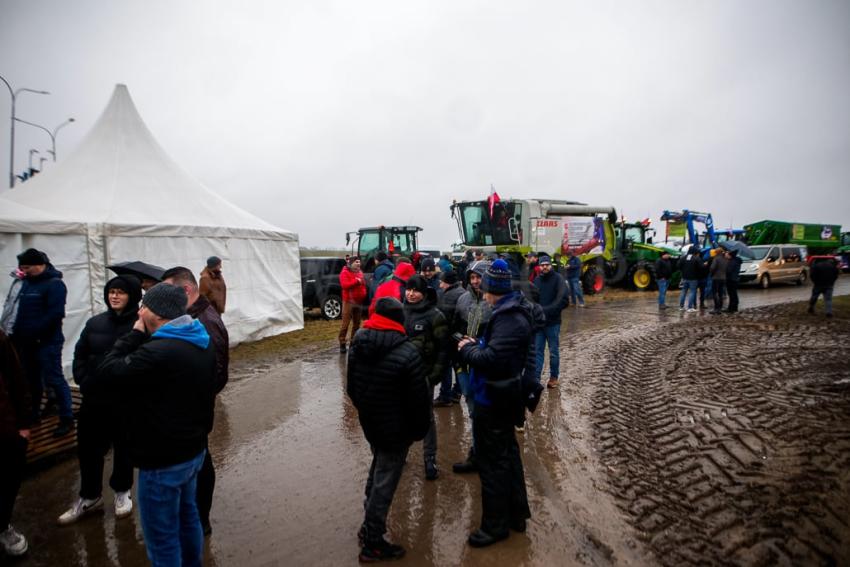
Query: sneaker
xmin=57 ymin=496 xmax=103 ymax=525
xmin=432 ymin=397 xmax=453 ymax=408
xmin=359 ymin=538 xmax=406 ymax=562
xmin=0 ymin=525 xmax=28 ymax=556
xmin=687 ymin=308 xmax=697 ymax=313
xmin=679 ymin=306 xmax=685 ymax=311
xmin=546 ymin=378 xmax=558 ymax=389
xmin=578 ymin=303 xmax=585 ymax=308
xmin=114 ymin=491 xmax=133 ymax=519
xmin=53 ymin=417 xmax=75 ymax=438
xmin=452 ymin=449 xmax=477 ymax=474
xmin=339 ymin=344 xmax=347 ymax=354
xmin=515 ymin=424 xmax=525 ymax=433
xmin=424 ymin=457 xmax=439 ymax=481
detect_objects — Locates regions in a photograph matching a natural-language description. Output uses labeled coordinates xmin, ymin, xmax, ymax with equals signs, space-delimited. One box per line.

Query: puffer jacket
xmin=459 ymin=291 xmax=533 ymax=412
xmin=0 ymin=330 xmax=31 ymax=439
xmin=339 ymin=265 xmax=368 ymax=305
xmin=437 ymin=281 xmax=465 ymax=328
xmin=346 ymin=321 xmax=431 ymax=451
xmin=12 ymin=265 xmax=66 ymax=343
xmin=403 ymin=289 xmax=449 ymax=387
xmin=73 ymin=276 xmax=142 ymax=403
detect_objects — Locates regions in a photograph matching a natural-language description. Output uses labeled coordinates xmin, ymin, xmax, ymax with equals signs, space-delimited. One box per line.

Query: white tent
xmin=0 ymin=84 xmax=303 ymax=371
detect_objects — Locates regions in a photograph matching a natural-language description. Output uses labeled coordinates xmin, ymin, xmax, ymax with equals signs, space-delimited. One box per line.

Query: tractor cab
xmin=345 ymin=226 xmax=422 ymax=272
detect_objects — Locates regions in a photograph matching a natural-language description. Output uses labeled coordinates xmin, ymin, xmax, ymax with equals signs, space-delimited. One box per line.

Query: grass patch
xmin=231 ymin=314 xmax=340 ymax=362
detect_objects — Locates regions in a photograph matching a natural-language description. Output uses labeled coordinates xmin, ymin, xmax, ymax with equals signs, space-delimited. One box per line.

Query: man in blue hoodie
xmin=10 ymin=248 xmax=73 ymax=436
xmin=93 ymin=283 xmax=215 ymax=567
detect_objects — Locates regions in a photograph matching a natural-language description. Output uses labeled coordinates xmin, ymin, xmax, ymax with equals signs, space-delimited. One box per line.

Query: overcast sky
xmin=1 ymin=0 xmax=848 ymax=249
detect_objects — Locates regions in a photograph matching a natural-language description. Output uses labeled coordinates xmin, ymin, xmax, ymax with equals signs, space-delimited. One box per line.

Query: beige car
xmin=738 ymin=244 xmax=809 ymax=288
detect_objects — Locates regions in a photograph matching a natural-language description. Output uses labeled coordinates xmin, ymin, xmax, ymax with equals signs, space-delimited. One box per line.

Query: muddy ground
xmin=6 ymin=280 xmax=850 ymax=566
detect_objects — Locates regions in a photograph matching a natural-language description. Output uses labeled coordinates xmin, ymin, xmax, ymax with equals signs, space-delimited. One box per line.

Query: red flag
xmin=388 ymin=240 xmax=395 ymax=253
xmin=488 ymin=186 xmax=501 ymax=218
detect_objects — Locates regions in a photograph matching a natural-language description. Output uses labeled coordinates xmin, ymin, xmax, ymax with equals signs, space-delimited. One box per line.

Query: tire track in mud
xmin=589 ymin=305 xmax=850 ymax=566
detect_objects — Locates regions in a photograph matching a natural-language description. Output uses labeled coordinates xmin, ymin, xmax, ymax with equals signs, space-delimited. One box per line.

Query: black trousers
xmin=0 ymin=435 xmax=28 ymax=527
xmin=727 ymin=281 xmax=739 ymax=312
xmin=472 ymin=407 xmax=530 ymax=536
xmin=77 ymin=401 xmax=133 ymax=499
xmin=196 ymin=448 xmax=215 ymax=528
xmin=712 ymin=279 xmax=727 ymax=312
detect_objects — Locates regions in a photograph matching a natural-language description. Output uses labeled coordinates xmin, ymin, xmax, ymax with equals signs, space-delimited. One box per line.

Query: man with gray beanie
xmin=91 ymin=283 xmax=215 ymax=567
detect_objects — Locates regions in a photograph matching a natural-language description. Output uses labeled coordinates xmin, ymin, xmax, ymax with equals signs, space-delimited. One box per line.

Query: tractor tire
xmin=760 ymin=274 xmax=770 ymax=289
xmin=606 ymin=250 xmax=629 ymax=287
xmin=321 ymin=294 xmax=342 ymax=320
xmin=582 ymin=265 xmax=605 ymax=295
xmin=628 ymin=262 xmax=655 ymax=291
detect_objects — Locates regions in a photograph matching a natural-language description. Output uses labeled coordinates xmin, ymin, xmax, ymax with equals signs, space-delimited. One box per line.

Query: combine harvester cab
xmin=450 ymin=197 xmax=617 ymax=294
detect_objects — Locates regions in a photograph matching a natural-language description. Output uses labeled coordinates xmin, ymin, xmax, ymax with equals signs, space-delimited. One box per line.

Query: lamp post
xmin=0 ymin=74 xmax=50 ymax=188
xmin=38 ymin=156 xmax=47 ymax=171
xmin=28 ymin=149 xmax=39 ymax=173
xmin=15 ymin=116 xmax=75 ymax=161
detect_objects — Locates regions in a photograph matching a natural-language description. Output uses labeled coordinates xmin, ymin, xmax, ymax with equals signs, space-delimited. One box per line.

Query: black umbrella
xmin=107 ymin=260 xmax=166 ymax=282
xmin=719 ymin=240 xmax=754 ymax=258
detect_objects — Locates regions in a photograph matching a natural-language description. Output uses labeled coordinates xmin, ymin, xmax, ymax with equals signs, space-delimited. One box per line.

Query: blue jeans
xmin=567 ymin=277 xmax=584 ymax=305
xmin=810 ymin=285 xmax=833 ymax=314
xmin=679 ymin=279 xmax=698 ymax=309
xmin=137 ymin=450 xmax=206 ymax=567
xmin=456 ymin=368 xmax=476 ymax=450
xmin=535 ymin=324 xmax=561 ymax=381
xmin=657 ymin=278 xmax=669 ymax=306
xmin=39 ymin=341 xmax=73 ymax=420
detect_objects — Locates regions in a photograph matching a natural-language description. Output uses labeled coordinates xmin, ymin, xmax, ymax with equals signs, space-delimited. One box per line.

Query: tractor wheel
xmin=628 ymin=262 xmax=655 ymax=291
xmin=760 ymin=274 xmax=770 ymax=289
xmin=582 ymin=265 xmax=605 ymax=295
xmin=606 ymin=250 xmax=629 ymax=286
xmin=321 ymin=294 xmax=342 ymax=320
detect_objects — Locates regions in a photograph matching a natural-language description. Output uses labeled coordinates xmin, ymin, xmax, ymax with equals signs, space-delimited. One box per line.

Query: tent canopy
xmin=0 ymin=84 xmax=303 ymax=370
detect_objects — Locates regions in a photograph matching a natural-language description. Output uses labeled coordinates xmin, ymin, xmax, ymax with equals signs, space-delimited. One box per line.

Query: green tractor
xmin=611 ymin=220 xmax=681 ymax=291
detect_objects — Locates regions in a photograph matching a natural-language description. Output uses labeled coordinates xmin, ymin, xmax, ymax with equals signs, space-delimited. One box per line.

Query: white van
xmin=739 ymin=245 xmax=809 ymax=288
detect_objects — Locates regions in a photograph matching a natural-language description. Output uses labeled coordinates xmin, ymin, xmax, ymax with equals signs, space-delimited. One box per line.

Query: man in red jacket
xmin=338 ymin=257 xmax=367 ymax=353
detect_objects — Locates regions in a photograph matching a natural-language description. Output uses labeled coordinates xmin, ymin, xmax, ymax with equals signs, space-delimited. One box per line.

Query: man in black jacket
xmin=58 ymin=275 xmax=142 ymax=526
xmin=654 ymin=251 xmax=673 ymax=309
xmin=808 ymin=257 xmax=840 ymax=317
xmin=725 ymin=251 xmax=743 ymax=313
xmin=403 ymin=276 xmax=449 ymax=480
xmin=163 ymin=267 xmax=230 ymax=537
xmin=458 ymin=259 xmax=533 ymax=548
xmin=347 ymin=297 xmax=430 ymax=562
xmin=435 ymin=270 xmax=465 ymax=406
xmin=678 ymin=247 xmax=701 ymax=312
xmin=92 ymin=283 xmax=215 ymax=567
xmin=531 ymin=254 xmax=568 ymax=389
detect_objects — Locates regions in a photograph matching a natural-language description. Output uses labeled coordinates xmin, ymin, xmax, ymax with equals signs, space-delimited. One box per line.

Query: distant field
xmin=299 ymin=248 xmax=346 ymax=257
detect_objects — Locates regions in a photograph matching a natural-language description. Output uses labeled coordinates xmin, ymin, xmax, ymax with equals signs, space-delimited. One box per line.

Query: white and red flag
xmin=487 ymin=185 xmax=501 ymax=218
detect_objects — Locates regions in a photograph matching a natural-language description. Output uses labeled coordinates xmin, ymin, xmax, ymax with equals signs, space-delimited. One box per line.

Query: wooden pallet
xmin=26 ymin=387 xmax=82 ymax=464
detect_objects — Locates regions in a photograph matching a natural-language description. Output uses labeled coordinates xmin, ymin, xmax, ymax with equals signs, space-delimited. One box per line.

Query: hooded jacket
xmin=93 ymin=315 xmax=215 ymax=469
xmin=811 ymin=259 xmax=839 ymax=287
xmin=346 ymin=320 xmax=430 ymax=451
xmin=403 ymin=288 xmax=449 ymax=387
xmin=532 ymin=268 xmax=568 ymax=326
xmin=0 ymin=330 xmax=31 ymax=440
xmin=199 ymin=266 xmax=227 ymax=315
xmin=678 ymin=249 xmax=702 ymax=280
xmin=454 ymin=261 xmax=492 ymax=337
xmin=369 ymin=262 xmax=416 ymax=316
xmin=339 ymin=265 xmax=368 ymax=304
xmin=73 ymin=276 xmax=142 ymax=403
xmin=12 ymin=264 xmax=66 ymax=343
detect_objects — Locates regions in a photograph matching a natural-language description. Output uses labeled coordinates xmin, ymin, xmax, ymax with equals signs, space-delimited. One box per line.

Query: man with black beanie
xmin=91 ymin=283 xmax=215 ymax=567
xmin=347 ymin=297 xmax=430 ymax=562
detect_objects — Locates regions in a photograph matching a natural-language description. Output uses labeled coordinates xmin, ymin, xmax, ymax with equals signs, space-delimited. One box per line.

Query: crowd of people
xmin=0 ymin=243 xmax=841 ymax=564
xmin=0 ymin=249 xmax=228 ymax=566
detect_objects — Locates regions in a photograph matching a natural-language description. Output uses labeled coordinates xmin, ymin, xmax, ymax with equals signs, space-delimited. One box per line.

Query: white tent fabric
xmin=0 ymin=84 xmax=303 ymax=372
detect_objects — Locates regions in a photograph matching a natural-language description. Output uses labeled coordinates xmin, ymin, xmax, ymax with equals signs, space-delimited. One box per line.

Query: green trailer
xmin=744 ymin=220 xmax=841 ymax=254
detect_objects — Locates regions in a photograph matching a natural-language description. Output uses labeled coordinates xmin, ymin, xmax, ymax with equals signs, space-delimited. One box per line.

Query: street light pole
xmin=28 ymin=148 xmax=39 ymax=173
xmin=15 ymin=117 xmax=75 ymax=161
xmin=0 ymin=74 xmax=50 ymax=188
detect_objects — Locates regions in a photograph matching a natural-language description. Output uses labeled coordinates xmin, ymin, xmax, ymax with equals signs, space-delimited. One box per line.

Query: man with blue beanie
xmin=457 ymin=259 xmax=533 ymax=547
xmin=91 ymin=283 xmax=215 ymax=567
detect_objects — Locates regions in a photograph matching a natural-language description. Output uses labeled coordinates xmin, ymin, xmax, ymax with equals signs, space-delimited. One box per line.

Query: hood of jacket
xmin=404 ymin=287 xmax=438 ymax=314
xmin=352 ymin=327 xmax=407 ymax=362
xmin=394 ymin=262 xmax=416 ymax=280
xmin=152 ymin=314 xmax=210 ymax=349
xmin=103 ymin=275 xmax=142 ymax=318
